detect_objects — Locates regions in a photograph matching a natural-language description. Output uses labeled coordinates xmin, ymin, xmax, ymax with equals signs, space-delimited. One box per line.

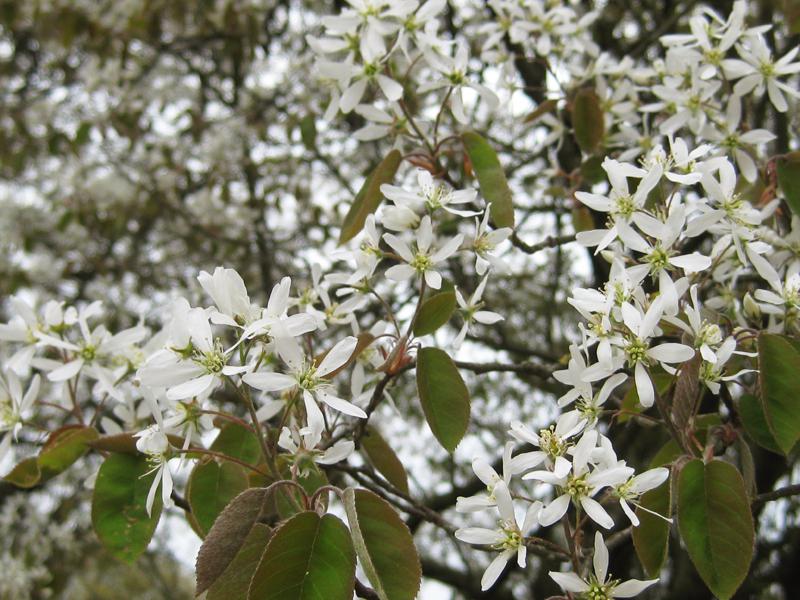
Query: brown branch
xmin=753 ymin=484 xmax=800 ymax=510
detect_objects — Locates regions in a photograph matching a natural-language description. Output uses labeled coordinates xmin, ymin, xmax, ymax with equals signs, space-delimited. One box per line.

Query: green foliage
xmin=738 ymin=393 xmax=782 ymax=454
xmin=248 ymin=511 xmax=356 ymax=600
xmin=207 ymin=524 xmax=271 ymax=600
xmin=339 ymin=150 xmax=402 ymax=244
xmin=91 ymin=453 xmax=163 ymax=563
xmin=572 ymin=88 xmax=605 ymax=153
xmin=416 ymin=347 xmax=470 ymax=452
xmin=195 ymin=487 xmax=272 ymax=595
xmin=462 ymin=131 xmax=515 ymax=228
xmin=413 ymin=289 xmax=456 ymax=336
xmin=632 ymin=477 xmax=672 ymax=577
xmin=210 ymin=422 xmax=263 ymax=465
xmin=361 ymin=426 xmax=410 ymax=494
xmin=343 ymin=488 xmax=421 ymax=600
xmin=758 ymin=333 xmax=800 ymax=454
xmin=677 ymin=459 xmax=754 ymax=600
xmin=187 ymin=459 xmax=250 ymax=536
xmin=776 ymin=151 xmax=800 ymax=213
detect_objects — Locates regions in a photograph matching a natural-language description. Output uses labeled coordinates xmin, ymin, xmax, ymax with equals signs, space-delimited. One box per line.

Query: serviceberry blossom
xmin=455 ymin=481 xmax=540 ymax=591
xmin=550 ymin=532 xmax=659 ymax=598
xmin=383 ymin=215 xmax=463 ymax=289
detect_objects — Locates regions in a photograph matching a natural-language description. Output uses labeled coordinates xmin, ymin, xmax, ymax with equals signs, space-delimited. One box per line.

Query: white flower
xmin=421 ymin=41 xmax=499 ymax=123
xmin=456 ymin=442 xmax=537 ymax=513
xmin=575 ymin=160 xmax=663 ymax=254
xmin=381 ymin=169 xmax=480 ymax=217
xmin=277 ymin=425 xmax=354 ymax=471
xmin=455 ymin=481 xmax=540 ymax=590
xmin=197 ymin=267 xmax=259 ymax=326
xmin=243 ymin=335 xmax=366 ymax=435
xmin=383 ymin=216 xmax=463 ymax=289
xmin=524 ymin=429 xmax=631 ymax=529
xmin=550 ymin=532 xmax=658 ymax=598
xmin=453 ymin=277 xmax=504 ymax=348
xmin=722 ymin=35 xmax=800 ymax=112
xmin=471 ymin=206 xmax=512 ymax=275
xmin=37 ymin=301 xmax=146 ymax=387
xmin=612 ymin=298 xmax=695 ymax=408
xmin=133 ymin=425 xmax=174 ymax=516
xmin=137 ymin=302 xmax=247 ymax=401
xmin=612 ymin=467 xmax=670 ymax=526
xmin=0 ymin=371 xmax=40 ymax=464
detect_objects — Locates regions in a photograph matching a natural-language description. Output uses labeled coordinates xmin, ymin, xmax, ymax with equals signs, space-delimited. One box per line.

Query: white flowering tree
xmin=1 ymin=1 xmax=800 ymax=599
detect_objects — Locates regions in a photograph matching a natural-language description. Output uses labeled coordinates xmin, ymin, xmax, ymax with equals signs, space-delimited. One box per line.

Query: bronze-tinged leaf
xmin=758 ymin=333 xmax=800 ymax=454
xmin=462 ymin=131 xmax=515 ymax=228
xmin=339 ymin=150 xmax=402 ymax=244
xmin=672 ymin=354 xmax=701 ymax=450
xmin=677 ymin=459 xmax=754 ymax=600
xmin=343 ymin=488 xmax=421 ymax=600
xmin=248 ymin=512 xmax=356 ymax=600
xmin=416 ymin=347 xmax=470 ymax=452
xmin=195 ymin=487 xmax=271 ymax=595
xmin=361 ymin=426 xmax=409 ymax=495
xmin=412 ymin=290 xmax=456 ymax=337
xmin=572 ymin=88 xmax=604 ymax=153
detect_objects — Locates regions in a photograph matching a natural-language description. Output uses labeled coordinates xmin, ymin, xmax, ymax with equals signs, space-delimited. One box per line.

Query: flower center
xmin=411 ymin=252 xmax=433 ymax=273
xmin=80 ymin=344 xmax=97 ymax=362
xmin=566 ymin=473 xmax=590 ymax=500
xmin=625 ymin=337 xmax=649 ymax=366
xmin=538 ymin=426 xmax=567 ymax=458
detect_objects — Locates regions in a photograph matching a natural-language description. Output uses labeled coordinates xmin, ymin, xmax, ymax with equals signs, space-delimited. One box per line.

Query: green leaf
xmin=274 ymin=462 xmax=328 ymax=519
xmin=738 ymin=393 xmax=782 ymax=454
xmin=248 ymin=512 xmax=356 ymax=600
xmin=188 ymin=459 xmax=250 ymax=536
xmin=758 ymin=333 xmax=800 ymax=454
xmin=343 ymin=488 xmax=421 ymax=600
xmin=91 ymin=453 xmax=162 ymax=563
xmin=210 ymin=422 xmax=262 ymax=465
xmin=196 ymin=487 xmax=272 ymax=595
xmin=572 ymin=88 xmax=605 ymax=153
xmin=299 ymin=113 xmax=317 ymax=151
xmin=462 ymin=131 xmax=515 ymax=228
xmin=677 ymin=459 xmax=754 ymax=600
xmin=523 ymin=98 xmax=558 ymax=123
xmin=413 ymin=290 xmax=456 ymax=336
xmin=619 ymin=372 xmax=671 ymax=424
xmin=339 ymin=149 xmax=402 ymax=244
xmin=3 ymin=457 xmax=41 ymax=488
xmin=361 ymin=426 xmax=409 ymax=495
xmin=38 ymin=425 xmax=98 ymax=477
xmin=207 ymin=523 xmax=271 ymax=600
xmin=416 ymin=347 xmax=470 ymax=452
xmin=632 ymin=477 xmax=671 ymax=577
xmin=777 ymin=151 xmax=800 ymax=214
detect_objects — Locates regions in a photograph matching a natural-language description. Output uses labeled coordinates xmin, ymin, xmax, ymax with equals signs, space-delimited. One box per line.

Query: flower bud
xmin=742 ymin=292 xmax=761 ymax=320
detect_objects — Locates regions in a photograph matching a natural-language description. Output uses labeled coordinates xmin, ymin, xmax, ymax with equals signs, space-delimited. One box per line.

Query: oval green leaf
xmin=632 ymin=477 xmax=671 ymax=577
xmin=738 ymin=393 xmax=782 ymax=454
xmin=677 ymin=459 xmax=754 ymax=600
xmin=572 ymin=88 xmax=604 ymax=153
xmin=248 ymin=511 xmax=356 ymax=600
xmin=416 ymin=347 xmax=470 ymax=453
xmin=3 ymin=457 xmax=41 ymax=488
xmin=758 ymin=333 xmax=800 ymax=454
xmin=38 ymin=425 xmax=98 ymax=477
xmin=413 ymin=290 xmax=456 ymax=337
xmin=188 ymin=458 xmax=250 ymax=536
xmin=343 ymin=488 xmax=421 ymax=600
xmin=339 ymin=149 xmax=402 ymax=244
xmin=361 ymin=426 xmax=409 ymax=495
xmin=462 ymin=131 xmax=514 ymax=228
xmin=211 ymin=422 xmax=263 ymax=465
xmin=777 ymin=151 xmax=800 ymax=214
xmin=196 ymin=487 xmax=272 ymax=595
xmin=207 ymin=523 xmax=272 ymax=600
xmin=91 ymin=453 xmax=163 ymax=563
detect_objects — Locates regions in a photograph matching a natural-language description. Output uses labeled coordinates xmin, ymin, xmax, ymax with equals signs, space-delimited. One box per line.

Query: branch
xmin=511 ymin=232 xmax=576 ymax=255
xmin=455 ymin=359 xmax=556 ymax=379
xmin=753 ymin=484 xmax=800 ymax=509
